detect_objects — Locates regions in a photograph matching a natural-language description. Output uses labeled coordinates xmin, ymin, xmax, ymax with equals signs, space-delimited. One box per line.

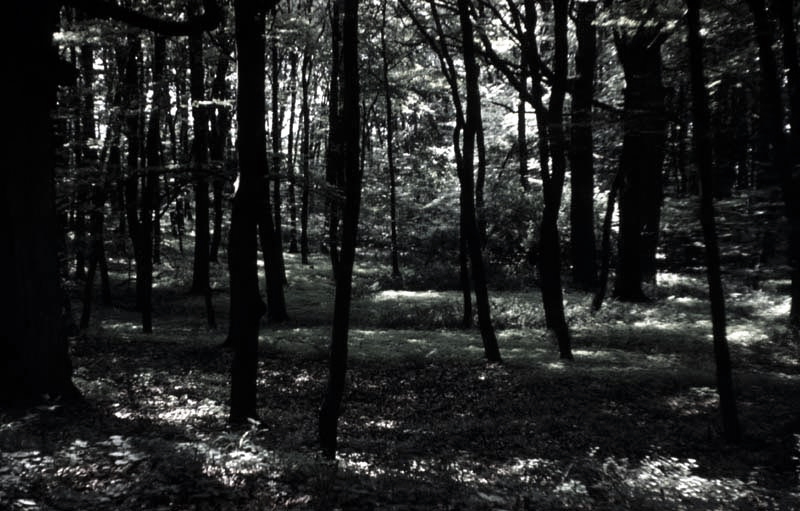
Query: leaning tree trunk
xmin=687 ymin=0 xmax=741 ymax=443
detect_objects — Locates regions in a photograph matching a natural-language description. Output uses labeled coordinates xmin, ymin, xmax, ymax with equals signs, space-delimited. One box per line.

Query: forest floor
xmin=1 ymin=194 xmax=799 ymax=510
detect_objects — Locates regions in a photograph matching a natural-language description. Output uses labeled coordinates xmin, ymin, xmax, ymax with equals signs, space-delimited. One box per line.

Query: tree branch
xmin=63 ymin=0 xmax=225 ymax=35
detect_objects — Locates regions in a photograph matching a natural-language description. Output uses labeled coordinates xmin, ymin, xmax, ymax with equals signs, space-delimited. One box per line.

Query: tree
xmin=380 ymin=0 xmax=402 ymax=279
xmin=569 ymin=0 xmax=599 ymax=290
xmin=611 ymin=3 xmax=671 ymax=299
xmin=320 ymin=0 xmax=362 ymax=459
xmin=478 ymin=0 xmax=574 ymax=359
xmin=457 ymin=0 xmax=502 ymax=362
xmin=229 ymin=0 xmax=278 ymax=423
xmin=745 ymin=0 xmax=800 ymax=331
xmin=686 ymin=0 xmax=740 ymax=442
xmin=3 ymin=0 xmax=222 ymax=404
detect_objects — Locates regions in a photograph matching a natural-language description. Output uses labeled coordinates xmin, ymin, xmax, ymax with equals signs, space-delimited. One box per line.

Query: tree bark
xmin=2 ymin=1 xmax=79 ymax=403
xmin=687 ymin=0 xmax=741 ymax=442
xmin=320 ymin=0 xmax=361 ymax=459
xmin=458 ymin=0 xmax=502 ymax=362
xmin=300 ymin=46 xmax=312 ymax=265
xmin=209 ymin=41 xmax=232 ymax=264
xmin=613 ymin=26 xmax=668 ymax=299
xmin=569 ymin=1 xmax=598 ymax=290
xmin=229 ymin=0 xmax=275 ymax=423
xmin=381 ymin=1 xmax=401 ymax=279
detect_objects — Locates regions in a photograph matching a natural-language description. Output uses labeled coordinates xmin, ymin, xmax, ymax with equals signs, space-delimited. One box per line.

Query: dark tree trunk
xmin=2 ymin=1 xmax=78 ymax=403
xmin=569 ymin=1 xmax=598 ymax=290
xmin=458 ymin=0 xmax=502 ymax=363
xmin=531 ymin=0 xmax=572 ymax=360
xmin=325 ymin=0 xmax=343 ymax=276
xmin=380 ymin=0 xmax=401 ymax=279
xmin=300 ymin=47 xmax=312 ymax=265
xmin=187 ymin=16 xmax=215 ymax=329
xmin=209 ymin=43 xmax=231 ymax=264
xmin=763 ymin=0 xmax=800 ymax=329
xmin=189 ymin=20 xmax=211 ymax=298
xmin=269 ymin=19 xmax=288 ymax=284
xmin=287 ymin=52 xmax=300 ymax=254
xmin=686 ymin=0 xmax=741 ymax=443
xmin=229 ymin=0 xmax=274 ymax=423
xmin=613 ymin=26 xmax=668 ymax=299
xmin=320 ymin=0 xmax=361 ymax=459
xmin=146 ymin=35 xmax=166 ymax=267
xmin=518 ymin=83 xmax=529 ymax=192
xmin=120 ymin=34 xmax=154 ymax=333
xmin=592 ymin=170 xmax=622 ymax=311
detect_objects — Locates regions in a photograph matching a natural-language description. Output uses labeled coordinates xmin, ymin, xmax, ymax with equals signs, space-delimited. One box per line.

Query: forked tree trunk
xmin=458 ymin=0 xmax=502 ymax=362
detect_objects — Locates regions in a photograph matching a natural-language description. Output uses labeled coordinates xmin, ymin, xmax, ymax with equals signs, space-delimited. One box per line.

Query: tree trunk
xmin=270 ymin=21 xmax=288 ymax=284
xmin=287 ymin=52 xmax=300 ymax=254
xmin=613 ymin=27 xmax=668 ymax=299
xmin=458 ymin=0 xmax=502 ymax=363
xmin=320 ymin=0 xmax=361 ymax=459
xmin=380 ymin=1 xmax=401 ymax=279
xmin=229 ymin=0 xmax=273 ymax=423
xmin=189 ymin=21 xmax=211 ymax=297
xmin=686 ymin=0 xmax=741 ymax=442
xmin=120 ymin=34 xmax=154 ymax=333
xmin=569 ymin=1 xmax=598 ymax=290
xmin=767 ymin=0 xmax=800 ymax=329
xmin=2 ymin=2 xmax=79 ymax=403
xmin=209 ymin=43 xmax=231 ymax=264
xmin=300 ymin=47 xmax=312 ymax=265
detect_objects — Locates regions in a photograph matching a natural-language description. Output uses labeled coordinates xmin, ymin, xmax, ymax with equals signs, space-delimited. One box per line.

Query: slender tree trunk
xmin=188 ymin=16 xmax=215 ymax=329
xmin=458 ymin=0 xmax=502 ymax=362
xmin=320 ymin=0 xmax=361 ymax=459
xmin=300 ymin=47 xmax=312 ymax=265
xmin=687 ymin=0 xmax=740 ymax=442
xmin=569 ymin=1 xmax=598 ymax=290
xmin=209 ymin=43 xmax=231 ymax=264
xmin=287 ymin=52 xmax=300 ymax=254
xmin=592 ymin=170 xmax=622 ymax=311
xmin=120 ymin=34 xmax=153 ymax=333
xmin=270 ymin=20 xmax=288 ymax=284
xmin=380 ymin=1 xmax=401 ymax=279
xmin=189 ymin=21 xmax=211 ymax=295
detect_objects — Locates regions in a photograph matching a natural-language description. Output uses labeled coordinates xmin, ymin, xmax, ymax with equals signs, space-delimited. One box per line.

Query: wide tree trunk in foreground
xmin=2 ymin=2 xmax=78 ymax=404
xmin=687 ymin=0 xmax=740 ymax=443
xmin=229 ymin=0 xmax=274 ymax=423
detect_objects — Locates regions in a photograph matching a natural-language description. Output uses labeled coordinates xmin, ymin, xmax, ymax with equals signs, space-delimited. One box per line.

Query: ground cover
xmin=1 ymin=195 xmax=798 ymax=510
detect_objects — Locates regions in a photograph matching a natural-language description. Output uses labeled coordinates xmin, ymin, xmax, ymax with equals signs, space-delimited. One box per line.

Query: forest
xmin=1 ymin=0 xmax=799 ymax=509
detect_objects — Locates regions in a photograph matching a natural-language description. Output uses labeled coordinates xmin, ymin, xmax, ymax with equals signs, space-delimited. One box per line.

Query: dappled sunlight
xmin=372 ymin=289 xmax=451 ymax=301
